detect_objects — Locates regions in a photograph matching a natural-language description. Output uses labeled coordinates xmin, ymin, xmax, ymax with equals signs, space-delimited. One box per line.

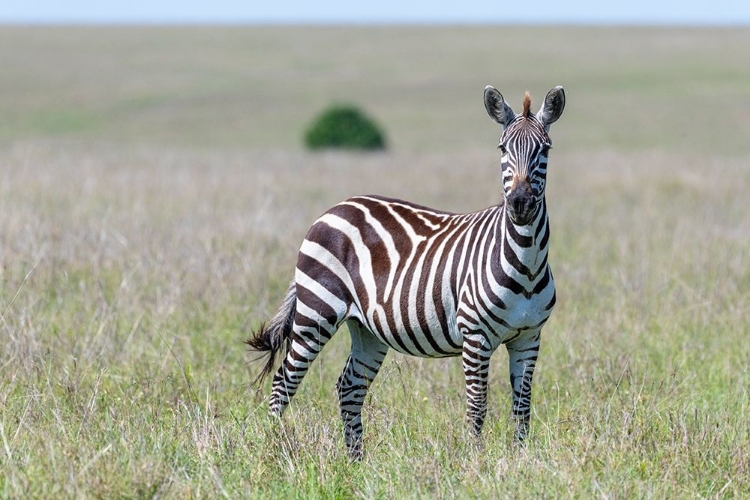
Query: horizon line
xmin=1 ymin=19 xmax=749 ymax=27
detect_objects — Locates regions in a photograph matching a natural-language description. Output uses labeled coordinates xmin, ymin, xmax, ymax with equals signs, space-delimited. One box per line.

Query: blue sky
xmin=2 ymin=0 xmax=749 ymax=24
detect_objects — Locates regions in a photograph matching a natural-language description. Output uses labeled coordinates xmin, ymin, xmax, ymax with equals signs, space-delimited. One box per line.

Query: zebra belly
xmin=348 ymin=278 xmax=555 ymax=356
xmin=365 ymin=322 xmax=464 ymax=358
xmin=353 ymin=300 xmax=464 ymax=358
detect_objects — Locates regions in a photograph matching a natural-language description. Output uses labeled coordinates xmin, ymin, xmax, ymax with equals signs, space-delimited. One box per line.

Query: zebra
xmin=247 ymin=85 xmax=566 ymax=459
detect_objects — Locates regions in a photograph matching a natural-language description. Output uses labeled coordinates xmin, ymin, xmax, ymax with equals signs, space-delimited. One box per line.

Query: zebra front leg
xmin=269 ymin=318 xmax=339 ymax=417
xmin=506 ymin=334 xmax=541 ymax=442
xmin=463 ymin=334 xmax=493 ymax=436
xmin=336 ymin=320 xmax=389 ymax=460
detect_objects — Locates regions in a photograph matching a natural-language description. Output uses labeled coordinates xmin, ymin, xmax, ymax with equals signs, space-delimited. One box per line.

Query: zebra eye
xmin=541 ymin=143 xmax=552 ymax=154
xmin=499 ymin=144 xmax=507 ymax=154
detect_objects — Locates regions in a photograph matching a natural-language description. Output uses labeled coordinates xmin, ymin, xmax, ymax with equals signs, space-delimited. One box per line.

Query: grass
xmin=0 ymin=26 xmax=749 ymax=498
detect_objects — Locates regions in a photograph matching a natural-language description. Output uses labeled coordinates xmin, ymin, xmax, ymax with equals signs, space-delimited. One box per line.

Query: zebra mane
xmin=522 ymin=92 xmax=532 ymax=118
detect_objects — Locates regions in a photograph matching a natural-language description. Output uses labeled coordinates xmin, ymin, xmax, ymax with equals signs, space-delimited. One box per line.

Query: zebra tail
xmin=246 ymin=280 xmax=297 ymax=386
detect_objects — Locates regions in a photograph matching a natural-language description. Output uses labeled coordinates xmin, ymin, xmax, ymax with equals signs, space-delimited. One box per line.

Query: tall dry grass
xmin=1 ymin=139 xmax=748 ymax=497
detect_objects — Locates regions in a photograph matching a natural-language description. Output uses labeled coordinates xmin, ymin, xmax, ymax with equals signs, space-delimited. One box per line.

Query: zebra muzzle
xmin=507 ymin=190 xmax=535 ymax=225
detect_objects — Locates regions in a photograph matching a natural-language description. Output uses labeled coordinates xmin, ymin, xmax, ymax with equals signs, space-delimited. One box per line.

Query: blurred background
xmin=1 ymin=1 xmax=749 ymax=154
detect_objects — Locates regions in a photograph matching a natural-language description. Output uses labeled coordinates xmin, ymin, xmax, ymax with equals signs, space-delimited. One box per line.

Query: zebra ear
xmin=484 ymin=86 xmax=515 ymax=128
xmin=537 ymin=86 xmax=565 ymax=129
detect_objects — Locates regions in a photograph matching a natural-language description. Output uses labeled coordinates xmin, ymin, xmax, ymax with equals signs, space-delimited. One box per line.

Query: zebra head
xmin=484 ymin=86 xmax=565 ymax=226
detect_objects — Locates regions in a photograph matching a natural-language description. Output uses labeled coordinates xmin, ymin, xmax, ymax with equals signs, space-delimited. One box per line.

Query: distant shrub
xmin=304 ymin=105 xmax=386 ymax=151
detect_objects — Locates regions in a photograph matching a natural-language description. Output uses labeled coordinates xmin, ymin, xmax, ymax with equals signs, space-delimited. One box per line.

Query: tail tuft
xmin=246 ymin=281 xmax=297 ymax=386
xmin=245 ymin=322 xmax=271 ymax=351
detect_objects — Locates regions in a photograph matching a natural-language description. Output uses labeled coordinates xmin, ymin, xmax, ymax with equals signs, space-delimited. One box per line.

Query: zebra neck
xmin=491 ymin=200 xmax=550 ymax=285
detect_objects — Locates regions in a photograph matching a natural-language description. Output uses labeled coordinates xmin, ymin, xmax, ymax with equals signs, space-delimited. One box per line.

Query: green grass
xmin=0 ymin=26 xmax=749 ymax=498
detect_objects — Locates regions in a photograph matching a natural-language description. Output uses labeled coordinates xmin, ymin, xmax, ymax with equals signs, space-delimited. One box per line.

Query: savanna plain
xmin=0 ymin=26 xmax=749 ymax=498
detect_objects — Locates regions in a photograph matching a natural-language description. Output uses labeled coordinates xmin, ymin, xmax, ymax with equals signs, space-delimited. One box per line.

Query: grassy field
xmin=0 ymin=26 xmax=749 ymax=498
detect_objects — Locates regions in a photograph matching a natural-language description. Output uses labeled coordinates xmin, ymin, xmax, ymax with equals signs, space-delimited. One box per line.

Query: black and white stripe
xmin=247 ymin=85 xmax=566 ymax=459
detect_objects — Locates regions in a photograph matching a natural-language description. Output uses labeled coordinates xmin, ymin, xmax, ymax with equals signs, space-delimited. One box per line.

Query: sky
xmin=1 ymin=0 xmax=749 ymax=25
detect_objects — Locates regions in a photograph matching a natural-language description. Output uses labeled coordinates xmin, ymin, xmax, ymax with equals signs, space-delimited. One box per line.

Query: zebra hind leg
xmin=336 ymin=320 xmax=389 ymax=460
xmin=269 ymin=310 xmax=342 ymax=417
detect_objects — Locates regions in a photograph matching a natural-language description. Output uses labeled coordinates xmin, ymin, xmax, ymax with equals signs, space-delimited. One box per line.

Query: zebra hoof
xmin=347 ymin=447 xmax=364 ymax=462
xmin=268 ymin=404 xmax=283 ymax=418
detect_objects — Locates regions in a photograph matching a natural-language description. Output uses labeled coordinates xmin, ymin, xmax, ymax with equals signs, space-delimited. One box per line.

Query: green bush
xmin=304 ymin=105 xmax=386 ymax=151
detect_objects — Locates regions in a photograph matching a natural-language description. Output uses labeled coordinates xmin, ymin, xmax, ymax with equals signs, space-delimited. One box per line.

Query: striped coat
xmin=248 ymin=85 xmax=566 ymax=459
xmin=298 ymin=195 xmax=555 ymax=356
